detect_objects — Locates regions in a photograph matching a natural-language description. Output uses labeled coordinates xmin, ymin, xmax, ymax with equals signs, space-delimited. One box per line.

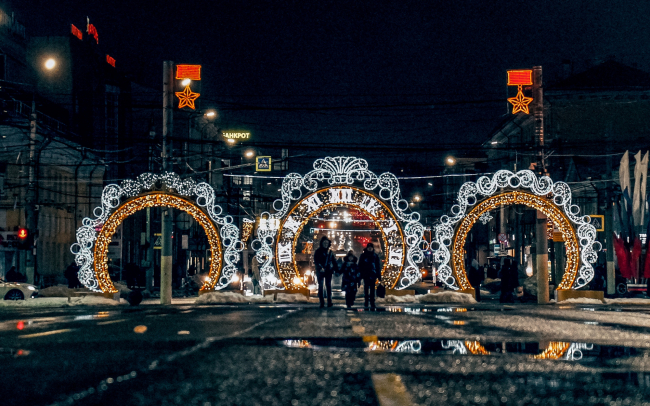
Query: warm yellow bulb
xmin=44 ymin=58 xmax=56 ymax=70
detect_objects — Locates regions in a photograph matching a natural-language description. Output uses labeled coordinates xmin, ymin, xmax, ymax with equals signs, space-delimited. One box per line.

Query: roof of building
xmin=551 ymin=60 xmax=650 ymax=90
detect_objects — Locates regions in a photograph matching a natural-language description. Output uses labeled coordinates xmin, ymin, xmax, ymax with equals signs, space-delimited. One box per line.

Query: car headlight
xmin=27 ymin=286 xmax=36 ymax=291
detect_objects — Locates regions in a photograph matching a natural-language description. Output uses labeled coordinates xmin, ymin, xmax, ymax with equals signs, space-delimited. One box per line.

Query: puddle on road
xmin=277 ymin=337 xmax=643 ymax=362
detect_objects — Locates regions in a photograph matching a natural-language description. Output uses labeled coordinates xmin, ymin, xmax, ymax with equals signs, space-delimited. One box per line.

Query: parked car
xmin=0 ymin=280 xmax=38 ymax=300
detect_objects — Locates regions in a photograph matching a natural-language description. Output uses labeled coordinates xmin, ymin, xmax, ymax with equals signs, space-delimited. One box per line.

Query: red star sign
xmin=507 ymin=85 xmax=533 ymax=114
xmin=175 ymin=85 xmax=200 ymax=109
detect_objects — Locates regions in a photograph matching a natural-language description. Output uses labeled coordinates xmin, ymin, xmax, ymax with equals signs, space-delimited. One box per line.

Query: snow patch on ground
xmin=377 ymin=295 xmax=417 ymax=304
xmin=558 ymin=298 xmax=604 ymax=304
xmin=195 ymin=292 xmax=272 ymax=304
xmin=605 ymin=298 xmax=650 ymax=305
xmin=418 ymin=291 xmax=477 ymax=304
xmin=0 ymin=295 xmax=123 ymax=307
xmin=38 ymin=285 xmax=75 ymax=297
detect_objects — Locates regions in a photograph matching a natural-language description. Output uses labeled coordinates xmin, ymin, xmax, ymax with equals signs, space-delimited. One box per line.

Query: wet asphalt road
xmin=4 ymin=302 xmax=650 ymax=406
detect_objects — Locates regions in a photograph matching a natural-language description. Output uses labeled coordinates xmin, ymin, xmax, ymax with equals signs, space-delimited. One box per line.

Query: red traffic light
xmin=18 ymin=228 xmax=28 ymax=239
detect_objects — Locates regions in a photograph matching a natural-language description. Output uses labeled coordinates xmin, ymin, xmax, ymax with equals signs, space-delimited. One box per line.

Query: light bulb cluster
xmin=253 ymin=156 xmax=425 ymax=291
xmin=451 ymin=191 xmax=581 ymax=290
xmin=274 ymin=187 xmax=405 ymax=290
xmin=93 ymin=193 xmax=223 ymax=293
xmin=433 ymin=169 xmax=600 ymax=291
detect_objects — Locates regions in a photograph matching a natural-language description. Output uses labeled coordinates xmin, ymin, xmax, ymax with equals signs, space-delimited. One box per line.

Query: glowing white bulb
xmin=44 ymin=58 xmax=56 ymax=70
xmin=181 ymin=78 xmax=191 ymax=86
xmin=293 ymin=276 xmax=301 ymax=285
xmin=232 ymin=274 xmax=240 ymax=283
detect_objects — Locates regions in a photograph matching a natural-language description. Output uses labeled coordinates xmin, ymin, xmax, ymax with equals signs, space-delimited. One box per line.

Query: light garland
xmin=252 ymin=157 xmax=425 ymax=290
xmin=71 ymin=172 xmax=242 ymax=293
xmin=432 ymin=169 xmax=600 ymax=290
xmin=93 ymin=193 xmax=223 ymax=292
xmin=533 ymin=342 xmax=571 ymax=360
xmin=452 ymin=192 xmax=581 ymax=290
xmin=274 ymin=188 xmax=405 ymax=290
xmin=241 ymin=219 xmax=254 ymax=249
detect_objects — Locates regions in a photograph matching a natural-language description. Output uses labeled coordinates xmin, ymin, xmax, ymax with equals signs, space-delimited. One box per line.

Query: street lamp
xmin=245 ymin=150 xmax=255 ymax=158
xmin=181 ymin=78 xmax=191 ymax=87
xmin=204 ymin=110 xmax=216 ymax=119
xmin=44 ymin=58 xmax=56 ymax=70
xmin=446 ymin=156 xmax=456 ymax=165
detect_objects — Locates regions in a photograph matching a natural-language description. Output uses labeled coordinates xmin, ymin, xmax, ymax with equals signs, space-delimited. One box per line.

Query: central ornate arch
xmin=252 ymin=156 xmax=425 ymax=290
xmin=432 ymin=170 xmax=600 ymax=290
xmin=274 ymin=187 xmax=406 ymax=289
xmin=71 ymin=172 xmax=242 ymax=293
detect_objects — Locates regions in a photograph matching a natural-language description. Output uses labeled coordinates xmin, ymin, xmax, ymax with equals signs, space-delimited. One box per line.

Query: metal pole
xmin=532 ymin=66 xmax=549 ymax=303
xmin=25 ymin=100 xmax=37 ymax=284
xmin=160 ymin=61 xmax=174 ymax=305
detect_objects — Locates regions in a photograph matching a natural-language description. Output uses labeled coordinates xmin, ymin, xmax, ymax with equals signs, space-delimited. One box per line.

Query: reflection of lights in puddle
xmin=16 ymin=321 xmax=24 ymax=330
xmin=177 ymin=331 xmax=190 ymax=335
xmin=283 ymin=340 xmax=311 ymax=348
xmin=453 ymin=320 xmax=466 ymax=325
xmin=581 ymin=308 xmax=596 ymax=312
xmin=367 ymin=340 xmax=422 ymax=353
xmin=584 ymin=321 xmax=598 ymax=325
xmin=133 ymin=325 xmax=148 ymax=334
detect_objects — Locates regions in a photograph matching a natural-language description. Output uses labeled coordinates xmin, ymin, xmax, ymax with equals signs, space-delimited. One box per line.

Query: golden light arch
xmin=274 ymin=187 xmax=406 ymax=290
xmin=93 ymin=193 xmax=222 ymax=293
xmin=432 ymin=169 xmax=600 ymax=290
xmin=71 ymin=172 xmax=242 ymax=294
xmin=452 ymin=191 xmax=580 ymax=290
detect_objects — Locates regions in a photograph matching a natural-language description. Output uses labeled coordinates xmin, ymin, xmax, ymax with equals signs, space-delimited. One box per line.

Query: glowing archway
xmin=93 ymin=193 xmax=222 ymax=293
xmin=432 ymin=170 xmax=600 ymax=290
xmin=252 ymin=156 xmax=425 ymax=290
xmin=71 ymin=172 xmax=242 ymax=293
xmin=274 ymin=187 xmax=406 ymax=290
xmin=452 ymin=191 xmax=580 ymax=290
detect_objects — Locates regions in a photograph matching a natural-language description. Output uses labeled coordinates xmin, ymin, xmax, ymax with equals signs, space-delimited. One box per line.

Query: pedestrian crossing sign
xmin=256 ymin=156 xmax=272 ymax=172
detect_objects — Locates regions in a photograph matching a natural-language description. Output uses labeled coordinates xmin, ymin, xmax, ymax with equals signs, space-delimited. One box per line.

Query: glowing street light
xmin=204 ymin=110 xmax=216 ymax=118
xmin=181 ymin=78 xmax=191 ymax=87
xmin=245 ymin=150 xmax=255 ymax=158
xmin=414 ymin=195 xmax=421 ymax=202
xmin=44 ymin=58 xmax=56 ymax=70
xmin=446 ymin=156 xmax=456 ymax=165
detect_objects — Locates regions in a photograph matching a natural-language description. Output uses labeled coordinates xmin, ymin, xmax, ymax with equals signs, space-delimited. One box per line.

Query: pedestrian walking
xmin=467 ymin=259 xmax=484 ymax=301
xmin=359 ymin=243 xmax=382 ymax=310
xmin=314 ymin=236 xmax=338 ymax=308
xmin=64 ymin=262 xmax=80 ymax=288
xmin=339 ymin=251 xmax=361 ymax=309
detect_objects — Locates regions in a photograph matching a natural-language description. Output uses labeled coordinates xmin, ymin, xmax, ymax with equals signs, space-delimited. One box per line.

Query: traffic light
xmin=17 ymin=228 xmax=29 ymax=250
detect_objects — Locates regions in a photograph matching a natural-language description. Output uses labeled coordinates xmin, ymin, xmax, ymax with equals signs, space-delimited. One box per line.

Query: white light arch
xmin=432 ymin=169 xmax=600 ymax=290
xmin=252 ymin=156 xmax=425 ymax=290
xmin=70 ymin=172 xmax=242 ymax=293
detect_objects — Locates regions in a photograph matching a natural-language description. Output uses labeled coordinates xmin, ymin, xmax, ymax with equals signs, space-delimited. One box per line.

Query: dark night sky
xmin=7 ymin=0 xmax=650 ymax=170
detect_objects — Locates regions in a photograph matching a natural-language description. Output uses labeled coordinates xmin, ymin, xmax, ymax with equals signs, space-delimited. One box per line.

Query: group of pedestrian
xmin=313 ymin=236 xmax=383 ymax=310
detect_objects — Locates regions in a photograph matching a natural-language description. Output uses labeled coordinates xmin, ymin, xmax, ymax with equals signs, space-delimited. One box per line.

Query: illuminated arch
xmin=432 ymin=170 xmax=600 ymax=290
xmin=93 ymin=193 xmax=222 ymax=293
xmin=71 ymin=172 xmax=242 ymax=293
xmin=274 ymin=187 xmax=406 ymax=290
xmin=452 ymin=192 xmax=580 ymax=290
xmin=252 ymin=156 xmax=425 ymax=290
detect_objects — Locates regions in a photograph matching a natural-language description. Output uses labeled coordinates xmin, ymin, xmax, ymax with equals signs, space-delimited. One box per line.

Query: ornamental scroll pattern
xmin=70 ymin=172 xmax=242 ymax=292
xmin=432 ymin=169 xmax=600 ymax=290
xmin=252 ymin=156 xmax=424 ymax=290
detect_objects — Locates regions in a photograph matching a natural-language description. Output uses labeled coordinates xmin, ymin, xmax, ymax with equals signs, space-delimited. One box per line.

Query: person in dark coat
xmin=499 ymin=258 xmax=518 ymax=303
xmin=314 ymin=236 xmax=338 ymax=308
xmin=5 ymin=266 xmax=20 ymax=282
xmin=340 ymin=251 xmax=361 ymax=309
xmin=359 ymin=243 xmax=382 ymax=309
xmin=467 ymin=259 xmax=484 ymax=302
xmin=64 ymin=262 xmax=80 ymax=288
xmin=487 ymin=263 xmax=499 ymax=279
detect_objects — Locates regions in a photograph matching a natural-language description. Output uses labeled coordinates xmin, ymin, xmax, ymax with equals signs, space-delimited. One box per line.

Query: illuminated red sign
xmin=176 ymin=65 xmax=201 ymax=80
xmin=86 ymin=21 xmax=98 ymax=44
xmin=175 ymin=85 xmax=200 ymax=109
xmin=18 ymin=228 xmax=27 ymax=239
xmin=507 ymin=70 xmax=533 ymax=86
xmin=106 ymin=55 xmax=116 ymax=67
xmin=71 ymin=24 xmax=83 ymax=40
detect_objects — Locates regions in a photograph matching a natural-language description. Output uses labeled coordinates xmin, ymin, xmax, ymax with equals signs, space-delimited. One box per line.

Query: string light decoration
xmin=175 ymin=85 xmax=200 ymax=109
xmin=71 ymin=172 xmax=242 ymax=293
xmin=507 ymin=69 xmax=533 ymax=114
xmin=464 ymin=341 xmax=490 ymax=355
xmin=176 ymin=65 xmax=202 ymax=80
xmin=241 ymin=219 xmax=254 ymax=249
xmin=274 ymin=188 xmax=404 ymax=290
xmin=479 ymin=212 xmax=493 ymax=225
xmin=452 ymin=192 xmax=581 ymax=290
xmin=252 ymin=157 xmax=424 ymax=291
xmin=93 ymin=193 xmax=223 ymax=293
xmin=431 ymin=169 xmax=600 ymax=290
xmin=367 ymin=340 xmax=422 ymax=353
xmin=533 ymin=342 xmax=571 ymax=360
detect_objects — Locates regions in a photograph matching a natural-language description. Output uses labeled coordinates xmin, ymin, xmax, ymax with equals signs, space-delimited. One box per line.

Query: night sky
xmin=7 ymin=0 xmax=650 ymax=171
